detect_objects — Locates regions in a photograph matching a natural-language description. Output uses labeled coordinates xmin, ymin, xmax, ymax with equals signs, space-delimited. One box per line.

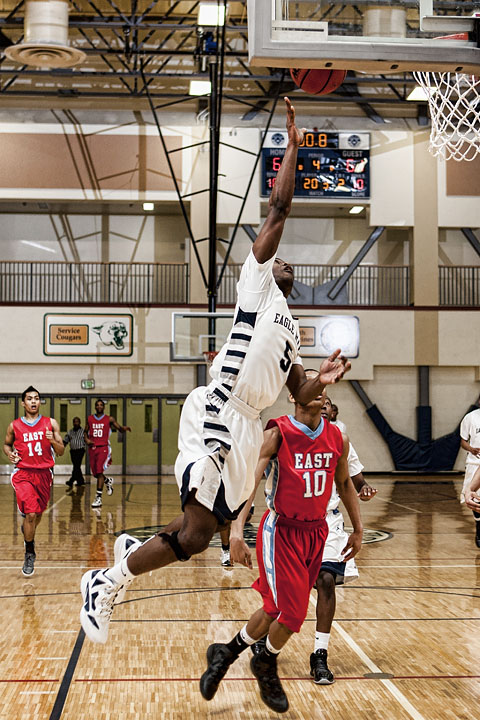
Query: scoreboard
xmin=261 ymin=130 xmax=370 ymax=199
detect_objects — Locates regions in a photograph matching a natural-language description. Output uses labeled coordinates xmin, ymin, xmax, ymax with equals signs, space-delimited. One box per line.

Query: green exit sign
xmin=81 ymin=379 xmax=95 ymax=390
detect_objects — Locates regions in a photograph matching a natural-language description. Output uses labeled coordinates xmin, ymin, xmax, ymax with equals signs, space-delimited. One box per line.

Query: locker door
xmin=53 ymin=397 xmax=87 ymax=474
xmin=160 ymin=398 xmax=184 ymax=475
xmin=126 ymin=398 xmax=159 ymax=475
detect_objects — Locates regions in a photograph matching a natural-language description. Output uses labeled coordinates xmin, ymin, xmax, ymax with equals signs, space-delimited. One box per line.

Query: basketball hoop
xmin=413 ymin=29 xmax=480 ymax=162
xmin=203 ymin=350 xmax=219 ymax=367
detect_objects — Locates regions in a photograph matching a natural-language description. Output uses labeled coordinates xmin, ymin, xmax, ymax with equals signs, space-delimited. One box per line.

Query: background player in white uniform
xmin=330 ymin=403 xmax=346 ymax=433
xmin=464 ymin=466 xmax=480 ymax=513
xmin=310 ymin=395 xmax=377 ymax=684
xmin=80 ymin=97 xmax=351 ymax=645
xmin=459 ymin=406 xmax=480 ymax=547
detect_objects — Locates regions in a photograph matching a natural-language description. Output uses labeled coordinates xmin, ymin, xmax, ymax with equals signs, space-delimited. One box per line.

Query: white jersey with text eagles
xmin=326 ymin=440 xmax=364 ymax=513
xmin=210 ymin=250 xmax=303 ymax=411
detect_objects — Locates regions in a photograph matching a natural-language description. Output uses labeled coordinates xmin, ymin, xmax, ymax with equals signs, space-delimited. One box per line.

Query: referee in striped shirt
xmin=64 ymin=417 xmax=86 ymax=488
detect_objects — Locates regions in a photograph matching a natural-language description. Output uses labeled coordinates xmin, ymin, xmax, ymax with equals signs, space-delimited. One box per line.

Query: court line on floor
xmin=43 ymin=494 xmax=70 ymax=516
xmin=48 ymin=628 xmax=85 ymax=720
xmin=309 ymin=594 xmax=426 ymax=720
xmin=373 ymin=498 xmax=423 ymax=513
xmin=69 ymin=674 xmax=480 ymax=683
xmin=1 ymin=563 xmax=479 ymax=570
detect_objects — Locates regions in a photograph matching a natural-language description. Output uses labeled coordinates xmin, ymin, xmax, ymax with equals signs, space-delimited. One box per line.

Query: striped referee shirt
xmin=63 ymin=427 xmax=86 ymax=450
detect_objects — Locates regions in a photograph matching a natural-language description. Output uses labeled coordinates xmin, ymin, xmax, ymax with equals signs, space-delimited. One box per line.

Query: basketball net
xmin=413 ymin=26 xmax=480 ymax=162
xmin=203 ymin=350 xmax=219 ymax=368
xmin=414 ymin=70 xmax=480 ymax=161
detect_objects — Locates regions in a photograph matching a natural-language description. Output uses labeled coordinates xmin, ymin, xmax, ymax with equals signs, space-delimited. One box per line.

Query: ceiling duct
xmin=5 ymin=0 xmax=85 ymax=68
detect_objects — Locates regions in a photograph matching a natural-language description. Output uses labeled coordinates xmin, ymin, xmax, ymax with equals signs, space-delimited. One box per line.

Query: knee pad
xmin=158 ymin=530 xmax=191 ymax=562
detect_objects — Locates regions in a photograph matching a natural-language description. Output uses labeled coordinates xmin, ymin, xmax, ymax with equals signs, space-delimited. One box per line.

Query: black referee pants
xmin=69 ymin=448 xmax=85 ymax=485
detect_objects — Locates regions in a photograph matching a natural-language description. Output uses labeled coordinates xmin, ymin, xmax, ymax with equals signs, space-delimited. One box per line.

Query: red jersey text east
xmin=13 ymin=416 xmax=55 ymax=469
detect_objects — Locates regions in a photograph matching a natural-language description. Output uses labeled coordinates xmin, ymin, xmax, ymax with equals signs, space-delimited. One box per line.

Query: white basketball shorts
xmin=174 ymin=383 xmax=263 ymax=523
xmin=320 ymin=508 xmax=359 ymax=585
xmin=461 ymin=462 xmax=480 ymax=503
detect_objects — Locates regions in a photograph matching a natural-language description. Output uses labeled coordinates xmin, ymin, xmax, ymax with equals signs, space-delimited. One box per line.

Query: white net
xmin=413 ymin=71 xmax=480 ymax=161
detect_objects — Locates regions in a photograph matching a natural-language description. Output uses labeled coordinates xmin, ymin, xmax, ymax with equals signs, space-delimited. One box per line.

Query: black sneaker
xmin=200 ymin=643 xmax=236 ymax=700
xmin=250 ymin=652 xmax=289 ymax=713
xmin=22 ymin=551 xmax=36 ymax=576
xmin=250 ymin=636 xmax=267 ymax=656
xmin=310 ymin=649 xmax=334 ymax=684
xmin=66 ymin=479 xmax=74 ymax=488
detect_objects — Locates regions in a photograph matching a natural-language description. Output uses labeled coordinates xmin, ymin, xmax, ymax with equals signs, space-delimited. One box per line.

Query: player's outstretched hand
xmin=341 ymin=529 xmax=362 ymax=562
xmin=465 ymin=490 xmax=480 ymax=511
xmin=230 ymin=536 xmax=252 ymax=569
xmin=358 ymin=484 xmax=377 ymax=502
xmin=284 ymin=97 xmax=304 ymax=147
xmin=318 ymin=349 xmax=351 ymax=385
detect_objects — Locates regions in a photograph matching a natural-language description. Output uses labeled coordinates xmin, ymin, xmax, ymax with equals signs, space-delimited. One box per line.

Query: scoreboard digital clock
xmin=261 ymin=130 xmax=370 ymax=199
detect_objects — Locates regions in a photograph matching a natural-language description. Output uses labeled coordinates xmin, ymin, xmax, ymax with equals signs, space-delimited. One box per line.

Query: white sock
xmin=106 ymin=557 xmax=136 ymax=585
xmin=239 ymin=624 xmax=256 ymax=645
xmin=314 ymin=632 xmax=330 ymax=652
xmin=266 ymin=636 xmax=281 ymax=654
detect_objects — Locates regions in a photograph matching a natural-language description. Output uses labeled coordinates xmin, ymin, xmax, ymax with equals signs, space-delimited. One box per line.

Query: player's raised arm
xmin=230 ymin=426 xmax=281 ymax=568
xmin=252 ymin=97 xmax=304 ymax=265
xmin=287 ymin=349 xmax=351 ymax=405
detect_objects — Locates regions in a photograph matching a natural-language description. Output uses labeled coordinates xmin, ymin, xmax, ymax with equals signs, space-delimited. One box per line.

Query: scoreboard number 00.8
xmin=261 ymin=130 xmax=370 ymax=199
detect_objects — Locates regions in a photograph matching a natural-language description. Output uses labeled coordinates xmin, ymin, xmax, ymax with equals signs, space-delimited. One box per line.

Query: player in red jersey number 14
xmin=3 ymin=386 xmax=64 ymax=576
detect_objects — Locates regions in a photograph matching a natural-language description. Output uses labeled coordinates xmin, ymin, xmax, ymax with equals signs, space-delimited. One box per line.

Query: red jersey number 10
xmin=303 ymin=470 xmax=326 ymax=498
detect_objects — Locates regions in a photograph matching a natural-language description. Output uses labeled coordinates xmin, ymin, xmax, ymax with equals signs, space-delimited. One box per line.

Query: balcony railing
xmin=0 ymin=262 xmax=188 ymax=304
xmin=217 ymin=264 xmax=411 ymax=306
xmin=439 ymin=266 xmax=480 ymax=306
xmin=0 ymin=262 xmax=478 ymax=307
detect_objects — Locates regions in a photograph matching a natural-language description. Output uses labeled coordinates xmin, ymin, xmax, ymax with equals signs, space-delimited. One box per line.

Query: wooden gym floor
xmin=0 ymin=474 xmax=479 ymax=720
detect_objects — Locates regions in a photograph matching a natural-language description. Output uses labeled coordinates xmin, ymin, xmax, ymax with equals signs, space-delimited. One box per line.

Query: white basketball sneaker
xmin=80 ymin=568 xmax=123 ymax=644
xmin=220 ymin=548 xmax=232 ymax=567
xmin=113 ymin=533 xmax=141 ymax=604
xmin=91 ymin=494 xmax=102 ymax=508
xmin=105 ymin=477 xmax=114 ymax=496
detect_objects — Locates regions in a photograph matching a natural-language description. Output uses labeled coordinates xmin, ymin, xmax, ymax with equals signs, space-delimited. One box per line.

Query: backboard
xmin=247 ymin=0 xmax=480 ymax=73
xmin=170 ymin=311 xmax=234 ymax=362
xmin=171 ymin=311 xmax=360 ymax=361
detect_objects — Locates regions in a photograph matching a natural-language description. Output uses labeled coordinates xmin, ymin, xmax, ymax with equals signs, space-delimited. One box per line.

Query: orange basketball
xmin=289 ymin=68 xmax=347 ymax=95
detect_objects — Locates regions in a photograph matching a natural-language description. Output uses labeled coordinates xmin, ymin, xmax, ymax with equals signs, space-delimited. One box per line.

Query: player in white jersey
xmin=309 ymin=395 xmax=376 ymax=684
xmin=330 ymin=403 xmax=346 ymax=433
xmin=459 ymin=406 xmax=480 ymax=547
xmin=79 ymin=97 xmax=351 ymax=646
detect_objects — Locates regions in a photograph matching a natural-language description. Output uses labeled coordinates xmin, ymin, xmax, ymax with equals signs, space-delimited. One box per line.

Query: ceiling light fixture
xmin=349 ymin=206 xmax=365 ymax=215
xmin=406 ymin=85 xmax=429 ymax=101
xmin=189 ymin=79 xmax=212 ymax=96
xmin=197 ymin=2 xmax=225 ymax=27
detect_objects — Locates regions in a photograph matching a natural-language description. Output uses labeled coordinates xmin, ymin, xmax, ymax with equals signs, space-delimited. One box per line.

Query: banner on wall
xmin=44 ymin=313 xmax=133 ymax=357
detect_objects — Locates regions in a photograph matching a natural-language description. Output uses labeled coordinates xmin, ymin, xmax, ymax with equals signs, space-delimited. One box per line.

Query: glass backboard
xmin=247 ymin=0 xmax=480 ymax=73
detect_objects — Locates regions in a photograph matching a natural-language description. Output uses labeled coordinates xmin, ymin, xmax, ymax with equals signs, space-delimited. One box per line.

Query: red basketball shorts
xmin=252 ymin=509 xmax=328 ymax=633
xmin=88 ymin=445 xmax=112 ymax=476
xmin=11 ymin=468 xmax=53 ymax=515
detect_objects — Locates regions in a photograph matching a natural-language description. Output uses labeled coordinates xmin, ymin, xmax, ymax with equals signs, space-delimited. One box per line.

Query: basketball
xmin=289 ymin=68 xmax=347 ymax=95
